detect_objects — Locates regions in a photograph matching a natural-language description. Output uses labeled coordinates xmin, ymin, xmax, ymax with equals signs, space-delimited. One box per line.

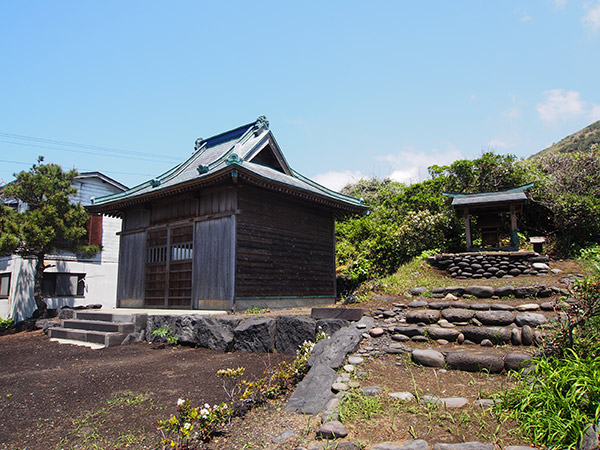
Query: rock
xmin=233 ymin=317 xmax=276 ymax=352
xmin=516 ymin=303 xmax=540 ymax=311
xmin=331 ymin=382 xmax=349 ymax=393
xmin=515 ymin=313 xmax=547 ymax=328
xmin=461 ymin=326 xmax=511 ymax=345
xmin=343 ymin=364 xmax=355 ymax=373
xmin=348 ymin=355 xmax=364 ymax=365
xmin=428 ymin=302 xmax=450 ymax=310
xmin=285 ymin=364 xmax=337 ymax=414
xmin=441 ymin=397 xmax=469 ymax=408
xmin=426 ymin=327 xmax=460 ymax=341
xmin=511 ymin=328 xmax=522 ymax=346
xmin=504 ymin=352 xmax=533 ymax=372
xmin=480 ymin=339 xmax=493 ymax=347
xmin=446 ymin=351 xmax=505 ymax=373
xmin=422 ymin=395 xmax=442 ymax=405
xmin=532 ymin=262 xmax=549 ymax=270
xmin=457 ymin=333 xmax=465 ymax=344
xmin=579 ymin=423 xmax=599 ymax=450
xmin=444 ymin=286 xmax=465 ymax=296
xmin=475 ymin=311 xmax=516 ymax=326
xmin=308 ymin=325 xmax=363 ymax=369
xmin=406 ymin=310 xmax=441 ymax=324
xmin=408 ymin=300 xmax=429 ymax=308
xmin=494 ymin=285 xmax=515 ymax=297
xmin=372 ymin=440 xmax=429 ymax=450
xmin=58 ymin=308 xmax=75 ymax=320
xmin=540 ymin=302 xmax=555 ymax=311
xmin=275 ymin=316 xmax=317 ymax=355
xmin=521 ymin=325 xmax=534 ymax=346
xmin=474 ymin=399 xmax=496 ymax=408
xmin=442 ymin=308 xmax=474 ymax=322
xmin=469 ymin=303 xmax=491 ymax=311
xmin=311 ymin=308 xmax=364 ymax=321
xmin=272 ymin=429 xmax=295 ymax=444
xmin=369 ymin=327 xmax=385 ymax=337
xmin=389 ymin=391 xmax=415 ymax=401
xmin=412 ymin=336 xmax=429 ymax=342
xmin=317 ymin=319 xmax=350 ymax=337
xmin=361 ymin=386 xmax=383 ymax=396
xmin=444 ymin=293 xmax=459 ymax=301
xmin=393 ymin=326 xmax=424 ymax=337
xmin=35 ymin=318 xmax=60 ymax=333
xmin=412 ymin=349 xmax=445 ymax=367
xmin=391 ymin=334 xmax=410 ymax=342
xmin=464 ymin=286 xmax=495 ymax=298
xmin=514 ymin=286 xmax=540 ymax=298
xmin=321 ymin=398 xmax=340 ymax=423
xmin=315 ymin=420 xmax=348 ymax=439
xmin=409 ymin=287 xmax=428 ymax=296
xmin=491 ymin=304 xmax=515 ymax=311
xmin=433 ymin=442 xmax=494 ymax=450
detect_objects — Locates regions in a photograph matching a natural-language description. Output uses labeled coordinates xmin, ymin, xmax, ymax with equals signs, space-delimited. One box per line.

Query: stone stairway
xmin=48 ymin=311 xmax=146 ymax=348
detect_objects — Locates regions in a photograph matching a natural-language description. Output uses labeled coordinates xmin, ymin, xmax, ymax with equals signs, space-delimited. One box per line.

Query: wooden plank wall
xmin=235 ymin=187 xmax=335 ymax=298
xmin=116 ymin=231 xmax=146 ymax=303
xmin=193 ymin=217 xmax=234 ymax=302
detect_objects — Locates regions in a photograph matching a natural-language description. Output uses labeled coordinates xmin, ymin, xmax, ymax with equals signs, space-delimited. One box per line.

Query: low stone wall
xmin=146 ymin=314 xmax=351 ymax=355
xmin=427 ymin=252 xmax=550 ymax=279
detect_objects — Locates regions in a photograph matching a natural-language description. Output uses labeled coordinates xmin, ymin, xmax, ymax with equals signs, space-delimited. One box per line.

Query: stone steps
xmin=48 ymin=310 xmax=146 ymax=348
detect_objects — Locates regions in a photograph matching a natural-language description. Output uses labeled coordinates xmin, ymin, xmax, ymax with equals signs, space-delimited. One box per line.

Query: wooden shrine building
xmin=444 ymin=183 xmax=534 ymax=251
xmin=89 ymin=117 xmax=367 ymax=312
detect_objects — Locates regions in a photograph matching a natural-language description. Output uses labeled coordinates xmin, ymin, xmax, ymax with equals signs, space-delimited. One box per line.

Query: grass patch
xmin=493 ymin=353 xmax=600 ymax=449
xmin=379 ymin=256 xmax=447 ymax=294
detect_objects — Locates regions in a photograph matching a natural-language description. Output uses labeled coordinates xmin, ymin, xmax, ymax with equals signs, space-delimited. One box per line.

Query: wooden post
xmin=509 ymin=204 xmax=518 ymax=249
xmin=464 ymin=208 xmax=472 ymax=251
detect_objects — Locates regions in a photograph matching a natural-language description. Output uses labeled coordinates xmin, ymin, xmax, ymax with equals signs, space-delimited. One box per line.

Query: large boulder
xmin=275 ymin=316 xmax=316 ymax=355
xmin=504 ymin=352 xmax=533 ymax=372
xmin=515 ymin=313 xmax=547 ymax=328
xmin=475 ymin=311 xmax=516 ymax=326
xmin=494 ymin=286 xmax=515 ymax=297
xmin=461 ymin=326 xmax=511 ymax=345
xmin=284 ymin=364 xmax=337 ymax=414
xmin=446 ymin=352 xmax=505 ymax=373
xmin=442 ymin=308 xmax=475 ymax=322
xmin=308 ymin=324 xmax=362 ymax=369
xmin=425 ymin=327 xmax=461 ymax=342
xmin=406 ymin=310 xmax=441 ymax=324
xmin=464 ymin=286 xmax=495 ymax=298
xmin=412 ymin=349 xmax=445 ymax=367
xmin=233 ymin=317 xmax=276 ymax=353
xmin=317 ymin=318 xmax=350 ymax=337
xmin=195 ymin=316 xmax=238 ymax=352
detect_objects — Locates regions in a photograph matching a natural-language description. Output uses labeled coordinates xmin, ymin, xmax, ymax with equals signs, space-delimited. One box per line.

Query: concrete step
xmin=74 ymin=311 xmax=135 ymax=323
xmin=62 ymin=319 xmax=135 ymax=334
xmin=48 ymin=327 xmax=129 ymax=347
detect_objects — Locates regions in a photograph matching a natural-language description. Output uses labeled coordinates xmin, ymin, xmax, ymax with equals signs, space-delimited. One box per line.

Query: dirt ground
xmin=0 ymin=331 xmax=293 ymax=450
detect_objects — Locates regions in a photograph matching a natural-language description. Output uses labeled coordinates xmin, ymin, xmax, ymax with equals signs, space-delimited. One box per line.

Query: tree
xmin=0 ymin=157 xmax=98 ymax=319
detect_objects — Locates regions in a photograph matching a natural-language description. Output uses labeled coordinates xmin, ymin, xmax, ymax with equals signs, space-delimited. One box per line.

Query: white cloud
xmin=502 ymin=107 xmax=521 ymax=119
xmin=536 ymin=89 xmax=600 ymax=123
xmin=583 ymin=1 xmax=600 ymax=32
xmin=515 ymin=9 xmax=533 ymax=22
xmin=553 ymin=0 xmax=567 ymax=8
xmin=312 ymin=170 xmax=366 ymax=192
xmin=377 ymin=146 xmax=464 ymax=184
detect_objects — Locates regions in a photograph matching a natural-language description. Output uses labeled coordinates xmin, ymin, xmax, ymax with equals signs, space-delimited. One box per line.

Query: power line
xmin=0 ymin=131 xmax=179 ymax=161
xmin=0 ymin=139 xmax=180 ymax=164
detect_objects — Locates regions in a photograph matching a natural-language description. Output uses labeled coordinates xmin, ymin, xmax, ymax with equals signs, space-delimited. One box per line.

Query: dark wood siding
xmin=117 ymin=231 xmax=146 ymax=302
xmin=193 ymin=216 xmax=234 ymax=303
xmin=123 ymin=208 xmax=150 ymax=232
xmin=235 ymin=187 xmax=335 ymax=298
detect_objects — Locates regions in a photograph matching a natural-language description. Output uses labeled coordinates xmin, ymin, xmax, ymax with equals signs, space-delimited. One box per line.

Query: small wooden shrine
xmin=444 ymin=183 xmax=534 ymax=251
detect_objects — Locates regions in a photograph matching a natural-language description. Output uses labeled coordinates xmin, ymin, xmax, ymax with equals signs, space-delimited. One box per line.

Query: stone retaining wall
xmin=427 ymin=252 xmax=551 ymax=279
xmin=146 ymin=314 xmax=350 ymax=355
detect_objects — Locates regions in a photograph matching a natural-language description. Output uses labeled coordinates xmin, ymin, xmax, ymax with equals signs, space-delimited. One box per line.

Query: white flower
xmin=200 ymin=408 xmax=209 ymax=417
xmin=183 ymin=422 xmax=191 ymax=430
xmin=204 ymin=403 xmax=210 ymax=409
xmin=177 ymin=398 xmax=185 ymax=406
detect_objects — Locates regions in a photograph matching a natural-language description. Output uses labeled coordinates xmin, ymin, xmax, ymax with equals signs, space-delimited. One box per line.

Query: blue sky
xmin=1 ymin=1 xmax=599 ymax=191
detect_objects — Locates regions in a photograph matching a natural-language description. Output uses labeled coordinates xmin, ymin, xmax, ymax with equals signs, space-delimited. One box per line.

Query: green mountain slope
xmin=531 ymin=119 xmax=600 ymax=158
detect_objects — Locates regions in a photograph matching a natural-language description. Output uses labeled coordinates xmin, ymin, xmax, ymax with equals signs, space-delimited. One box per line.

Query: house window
xmin=0 ymin=273 xmax=10 ymax=299
xmin=42 ymin=273 xmax=86 ymax=297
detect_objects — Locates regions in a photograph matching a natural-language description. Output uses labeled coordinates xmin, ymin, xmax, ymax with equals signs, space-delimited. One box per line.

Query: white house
xmin=0 ymin=172 xmax=127 ymax=321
